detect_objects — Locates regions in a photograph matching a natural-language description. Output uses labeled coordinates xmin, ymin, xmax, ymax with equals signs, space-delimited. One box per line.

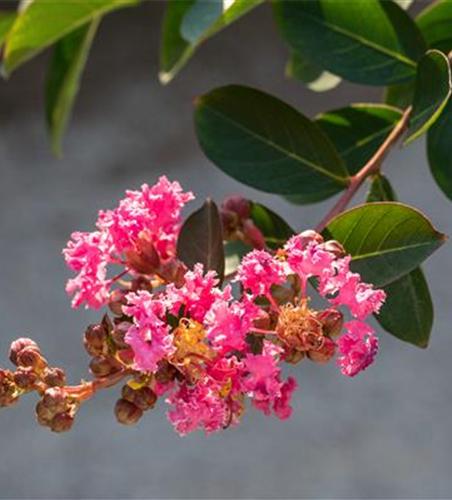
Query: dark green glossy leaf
xmin=274 ymin=0 xmax=426 ymax=85
xmin=194 ymin=85 xmax=349 ymax=199
xmin=160 ymin=0 xmax=262 ymax=84
xmin=177 ymin=199 xmax=225 ymax=282
xmin=417 ymin=0 xmax=452 ymax=53
xmin=384 ymin=81 xmax=415 ymax=109
xmin=405 ymin=50 xmax=452 ymax=145
xmin=3 ymin=0 xmax=138 ymax=75
xmin=286 ymin=50 xmax=341 ymax=92
xmin=224 ymin=240 xmax=251 ymax=276
xmin=366 ymin=175 xmax=433 ymax=347
xmin=366 ymin=173 xmax=397 ymax=203
xmin=0 ymin=11 xmax=15 ymax=49
xmin=316 ymin=104 xmax=403 ymax=175
xmin=377 ymin=267 xmax=433 ymax=348
xmin=45 ymin=20 xmax=99 ymax=157
xmin=323 ymin=202 xmax=446 ymax=287
xmin=250 ymin=202 xmax=294 ymax=249
xmin=427 ymin=97 xmax=452 ymax=201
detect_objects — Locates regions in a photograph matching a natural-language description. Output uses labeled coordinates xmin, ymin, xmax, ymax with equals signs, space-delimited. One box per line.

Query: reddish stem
xmin=315 ymin=106 xmax=412 ymax=233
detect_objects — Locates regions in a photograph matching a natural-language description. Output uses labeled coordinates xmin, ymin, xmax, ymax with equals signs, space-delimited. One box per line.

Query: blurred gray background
xmin=1 ymin=2 xmax=451 ymax=498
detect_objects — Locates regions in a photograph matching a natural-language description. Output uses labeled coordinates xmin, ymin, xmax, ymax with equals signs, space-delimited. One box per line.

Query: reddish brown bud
xmin=43 ymin=367 xmax=66 ymax=388
xmin=9 ymin=338 xmax=38 ymax=366
xmin=242 ymin=220 xmax=266 ymax=250
xmin=284 ymin=348 xmax=305 ymax=364
xmin=133 ymin=387 xmax=157 ymax=411
xmin=317 ymin=309 xmax=344 ymax=338
xmin=50 ymin=412 xmax=74 ymax=433
xmin=121 ymin=384 xmax=136 ymax=403
xmin=17 ymin=346 xmax=47 ymax=372
xmin=308 ymin=337 xmax=336 ymax=364
xmin=154 ymin=360 xmax=177 ymax=384
xmin=221 ymin=195 xmax=251 ymax=220
xmin=298 ymin=230 xmax=324 ymax=247
xmin=90 ymin=357 xmax=119 ymax=378
xmin=42 ymin=387 xmax=68 ymax=413
xmin=126 ymin=231 xmax=160 ymax=274
xmin=108 ymin=289 xmax=128 ymax=315
xmin=322 ymin=240 xmax=346 ymax=259
xmin=13 ymin=368 xmax=39 ymax=391
xmin=114 ymin=399 xmax=143 ymax=425
xmin=36 ymin=400 xmax=55 ymax=426
xmin=252 ymin=309 xmax=271 ymax=331
xmin=111 ymin=321 xmax=131 ymax=349
xmin=84 ymin=324 xmax=108 ymax=357
xmin=0 ymin=369 xmax=18 ymax=407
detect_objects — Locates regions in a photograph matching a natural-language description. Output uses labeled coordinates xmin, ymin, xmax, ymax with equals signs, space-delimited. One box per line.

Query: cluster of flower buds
xmin=0 ymin=177 xmax=386 ymax=436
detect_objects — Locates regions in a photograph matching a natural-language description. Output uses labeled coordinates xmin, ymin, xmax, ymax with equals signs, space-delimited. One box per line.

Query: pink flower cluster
xmin=63 ymin=180 xmax=387 ymax=436
xmin=63 ymin=176 xmax=194 ymax=309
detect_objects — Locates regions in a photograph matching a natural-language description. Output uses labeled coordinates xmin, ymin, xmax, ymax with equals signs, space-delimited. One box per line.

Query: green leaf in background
xmin=274 ymin=0 xmax=426 ymax=86
xmin=160 ymin=0 xmax=262 ymax=84
xmin=45 ymin=20 xmax=99 ymax=157
xmin=366 ymin=173 xmax=397 ymax=203
xmin=323 ymin=202 xmax=446 ymax=287
xmin=250 ymin=202 xmax=294 ymax=249
xmin=417 ymin=0 xmax=452 ymax=53
xmin=405 ymin=50 xmax=452 ymax=145
xmin=286 ymin=50 xmax=341 ymax=92
xmin=224 ymin=240 xmax=251 ymax=276
xmin=427 ymin=97 xmax=452 ymax=201
xmin=0 ymin=11 xmax=15 ymax=49
xmin=384 ymin=81 xmax=415 ymax=109
xmin=177 ymin=199 xmax=225 ymax=282
xmin=3 ymin=0 xmax=138 ymax=76
xmin=194 ymin=85 xmax=349 ymax=200
xmin=316 ymin=104 xmax=403 ymax=175
xmin=366 ymin=175 xmax=433 ymax=348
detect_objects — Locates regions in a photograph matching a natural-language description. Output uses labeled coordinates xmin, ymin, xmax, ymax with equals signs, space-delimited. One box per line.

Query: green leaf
xmin=0 ymin=11 xmax=15 ymax=49
xmin=3 ymin=0 xmax=138 ymax=76
xmin=405 ymin=50 xmax=452 ymax=145
xmin=365 ymin=176 xmax=433 ymax=348
xmin=286 ymin=50 xmax=341 ymax=92
xmin=250 ymin=202 xmax=294 ymax=249
xmin=224 ymin=240 xmax=251 ymax=276
xmin=366 ymin=173 xmax=397 ymax=203
xmin=274 ymin=0 xmax=426 ymax=86
xmin=160 ymin=0 xmax=262 ymax=84
xmin=177 ymin=199 xmax=225 ymax=282
xmin=323 ymin=202 xmax=446 ymax=287
xmin=384 ymin=81 xmax=415 ymax=109
xmin=417 ymin=0 xmax=452 ymax=53
xmin=45 ymin=20 xmax=99 ymax=157
xmin=316 ymin=104 xmax=403 ymax=175
xmin=194 ymin=85 xmax=349 ymax=200
xmin=427 ymin=96 xmax=452 ymax=201
xmin=377 ymin=267 xmax=433 ymax=348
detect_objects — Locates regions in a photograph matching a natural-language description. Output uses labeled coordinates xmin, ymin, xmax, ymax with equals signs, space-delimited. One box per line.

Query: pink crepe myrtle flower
xmin=123 ymin=291 xmax=175 ymax=373
xmin=284 ymin=237 xmax=335 ymax=279
xmin=166 ymin=264 xmax=229 ymax=323
xmin=63 ymin=176 xmax=194 ymax=309
xmin=235 ymin=250 xmax=286 ymax=299
xmin=336 ymin=321 xmax=379 ymax=377
xmin=63 ymin=231 xmax=110 ymax=309
xmin=242 ymin=341 xmax=298 ymax=419
xmin=205 ymin=297 xmax=261 ymax=354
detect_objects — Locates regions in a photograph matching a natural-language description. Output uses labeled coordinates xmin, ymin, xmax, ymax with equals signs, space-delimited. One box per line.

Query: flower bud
xmin=114 ymin=398 xmax=143 ymax=425
xmin=242 ymin=220 xmax=266 ymax=249
xmin=284 ymin=348 xmax=305 ymax=364
xmin=50 ymin=412 xmax=74 ymax=433
xmin=322 ymin=240 xmax=346 ymax=259
xmin=154 ymin=360 xmax=177 ymax=384
xmin=133 ymin=387 xmax=157 ymax=411
xmin=42 ymin=387 xmax=68 ymax=413
xmin=111 ymin=321 xmax=131 ymax=349
xmin=83 ymin=323 xmax=108 ymax=357
xmin=90 ymin=357 xmax=119 ymax=378
xmin=126 ymin=232 xmax=160 ymax=275
xmin=36 ymin=400 xmax=54 ymax=426
xmin=221 ymin=195 xmax=251 ymax=220
xmin=298 ymin=230 xmax=324 ymax=247
xmin=17 ymin=346 xmax=47 ymax=372
xmin=317 ymin=309 xmax=344 ymax=338
xmin=43 ymin=367 xmax=66 ymax=388
xmin=108 ymin=289 xmax=128 ymax=315
xmin=252 ymin=309 xmax=271 ymax=331
xmin=9 ymin=338 xmax=38 ymax=366
xmin=13 ymin=367 xmax=39 ymax=391
xmin=0 ymin=369 xmax=18 ymax=407
xmin=308 ymin=337 xmax=336 ymax=364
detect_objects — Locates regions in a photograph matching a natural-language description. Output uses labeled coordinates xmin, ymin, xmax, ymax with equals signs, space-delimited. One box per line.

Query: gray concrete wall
xmin=0 ymin=3 xmax=451 ymax=498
